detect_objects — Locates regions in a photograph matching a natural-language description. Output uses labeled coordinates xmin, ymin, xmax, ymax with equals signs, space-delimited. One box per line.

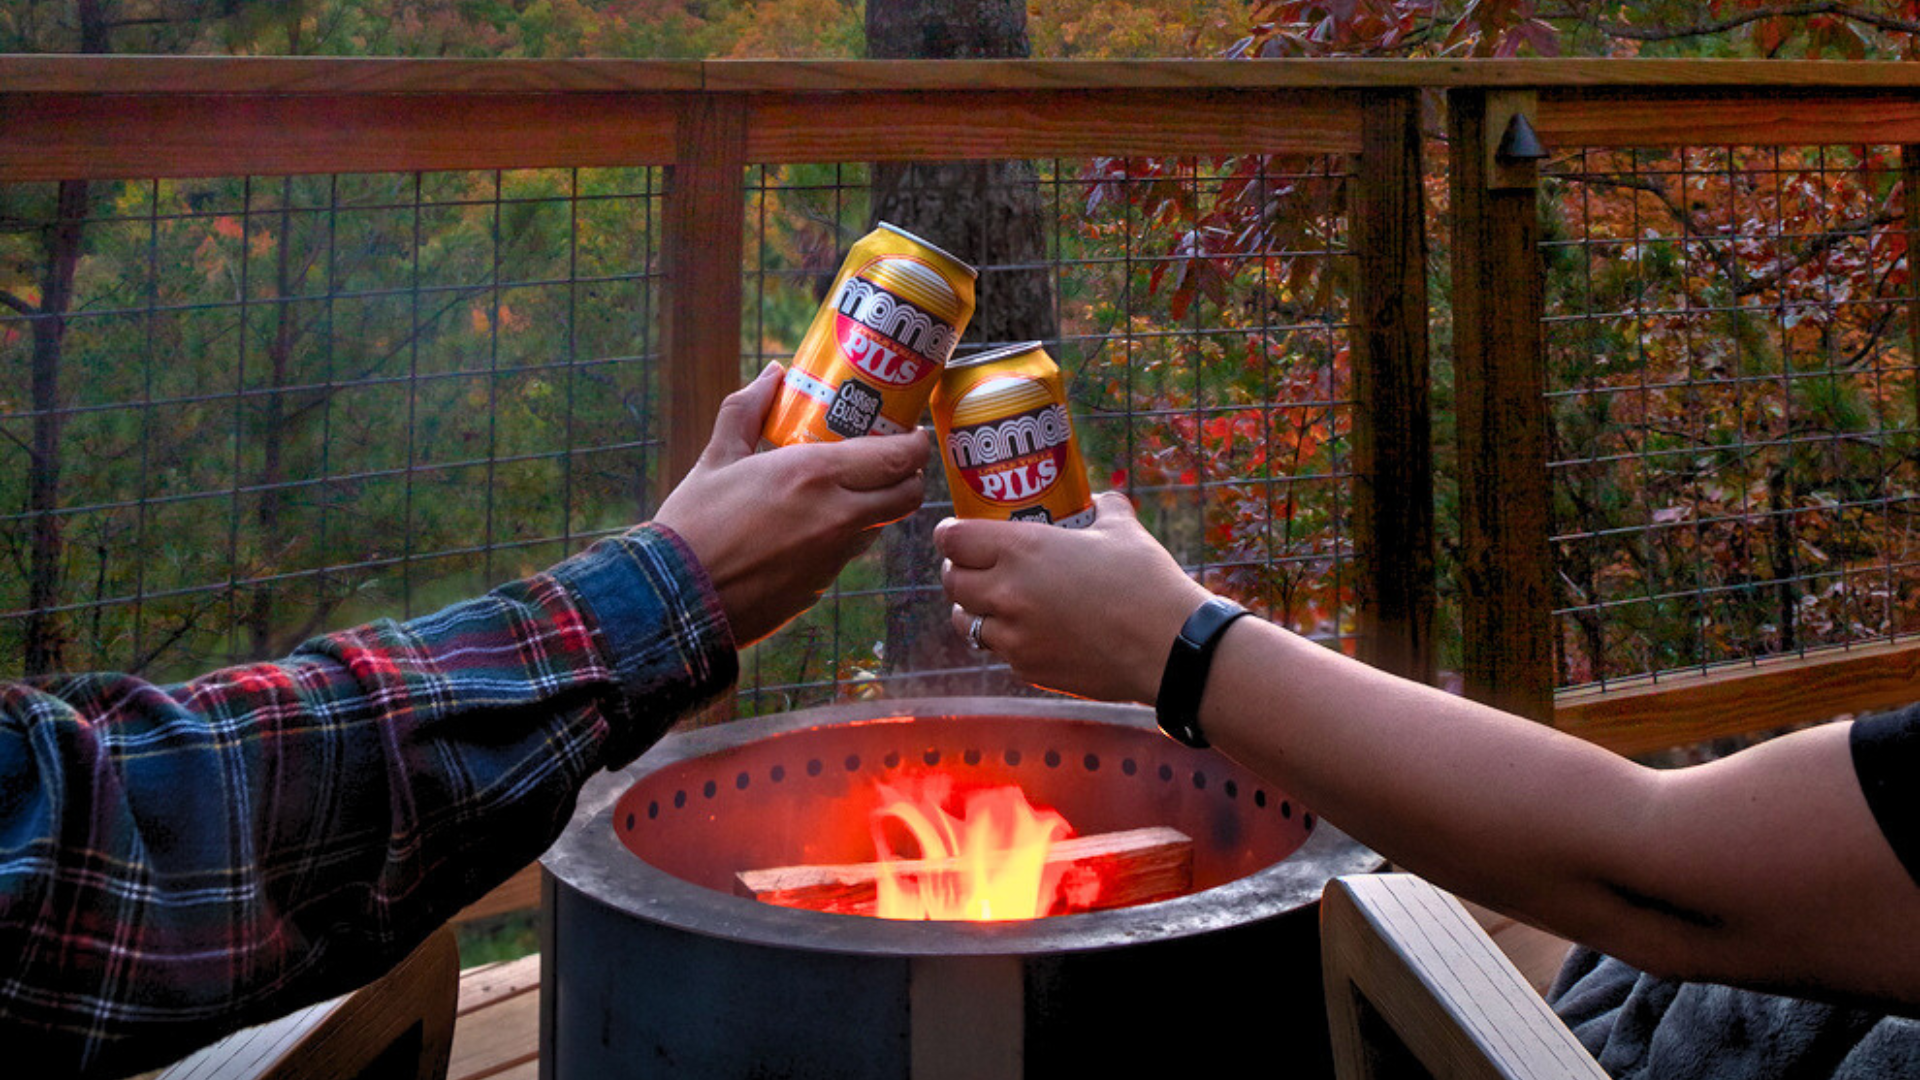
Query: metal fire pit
xmin=540 ymin=697 xmax=1379 ymax=1080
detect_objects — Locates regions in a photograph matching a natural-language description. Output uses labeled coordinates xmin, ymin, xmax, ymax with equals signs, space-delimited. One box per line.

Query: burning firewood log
xmin=735 ymin=826 xmax=1194 ymax=918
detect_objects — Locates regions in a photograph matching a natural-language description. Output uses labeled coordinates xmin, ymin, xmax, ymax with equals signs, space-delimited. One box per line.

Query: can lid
xmin=946 ymin=340 xmax=1047 ymax=370
xmin=875 ymin=221 xmax=980 ymax=280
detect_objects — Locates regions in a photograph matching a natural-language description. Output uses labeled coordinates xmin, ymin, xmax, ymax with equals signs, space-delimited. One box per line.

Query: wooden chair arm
xmin=1321 ymin=873 xmax=1607 ymax=1080
xmin=155 ymin=924 xmax=460 ymax=1080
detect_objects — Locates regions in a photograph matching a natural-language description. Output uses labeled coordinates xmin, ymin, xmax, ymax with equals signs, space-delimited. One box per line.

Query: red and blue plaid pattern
xmin=0 ymin=525 xmax=735 ymax=1077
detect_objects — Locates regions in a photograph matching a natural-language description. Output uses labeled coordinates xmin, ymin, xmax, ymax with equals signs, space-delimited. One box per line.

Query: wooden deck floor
xmin=451 ymin=955 xmax=542 ymax=1080
xmin=444 ymin=912 xmax=1573 ymax=1080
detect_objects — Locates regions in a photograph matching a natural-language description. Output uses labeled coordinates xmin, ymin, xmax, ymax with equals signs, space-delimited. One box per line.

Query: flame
xmin=870 ymin=774 xmax=1074 ymax=921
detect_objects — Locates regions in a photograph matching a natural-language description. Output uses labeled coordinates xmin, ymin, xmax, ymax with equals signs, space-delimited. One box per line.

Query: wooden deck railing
xmin=12 ymin=57 xmax=1920 ymax=921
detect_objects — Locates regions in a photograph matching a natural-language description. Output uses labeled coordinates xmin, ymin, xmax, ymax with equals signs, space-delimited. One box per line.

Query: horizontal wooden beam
xmin=0 ymin=85 xmax=1358 ymax=182
xmin=1537 ymin=92 xmax=1920 ymax=148
xmin=16 ymin=58 xmax=1920 ymax=182
xmin=711 ymin=58 xmax=1423 ymax=91
xmin=708 ymin=57 xmax=1920 ymax=92
xmin=1555 ymin=639 xmax=1920 ymax=758
xmin=0 ymin=92 xmax=682 ymax=181
xmin=13 ymin=56 xmax=1920 ymax=96
xmin=0 ymin=55 xmax=704 ymax=93
xmin=745 ymin=88 xmax=1360 ymax=162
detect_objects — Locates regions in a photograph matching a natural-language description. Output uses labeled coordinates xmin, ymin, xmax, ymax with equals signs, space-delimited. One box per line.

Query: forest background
xmin=9 ymin=1 xmax=1920 ymax=749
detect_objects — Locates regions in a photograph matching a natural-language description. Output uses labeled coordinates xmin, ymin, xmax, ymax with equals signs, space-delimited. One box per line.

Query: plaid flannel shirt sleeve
xmin=0 ymin=523 xmax=736 ymax=1078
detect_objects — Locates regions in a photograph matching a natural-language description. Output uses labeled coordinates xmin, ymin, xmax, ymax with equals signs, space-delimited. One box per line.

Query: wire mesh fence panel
xmin=0 ymin=168 xmax=666 ymax=684
xmin=736 ymin=154 xmax=1357 ymax=716
xmin=3 ymin=151 xmax=1357 ymax=713
xmin=1542 ymin=145 xmax=1920 ymax=693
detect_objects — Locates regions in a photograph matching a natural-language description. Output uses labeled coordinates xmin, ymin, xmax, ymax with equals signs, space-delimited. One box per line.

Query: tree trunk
xmin=22 ymin=178 xmax=89 ymax=676
xmin=247 ymin=181 xmax=299 ymax=660
xmin=75 ymin=0 xmax=109 ymax=53
xmin=20 ymin=1 xmax=113 ymax=675
xmin=242 ymin=0 xmax=329 ymax=659
xmin=867 ymin=0 xmax=1058 ymax=695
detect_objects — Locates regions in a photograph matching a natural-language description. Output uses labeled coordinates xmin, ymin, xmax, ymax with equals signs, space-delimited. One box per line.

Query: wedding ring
xmin=967 ymin=614 xmax=987 ymax=651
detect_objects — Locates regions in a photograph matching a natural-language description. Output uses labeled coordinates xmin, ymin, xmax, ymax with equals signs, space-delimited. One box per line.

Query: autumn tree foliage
xmin=3 ymin=11 xmax=683 ymax=679
xmin=1087 ymin=0 xmax=1920 ymax=682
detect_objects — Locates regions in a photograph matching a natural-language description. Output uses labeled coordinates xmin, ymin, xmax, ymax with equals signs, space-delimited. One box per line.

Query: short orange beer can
xmin=932 ymin=341 xmax=1096 ymax=528
xmin=760 ymin=222 xmax=977 ymax=446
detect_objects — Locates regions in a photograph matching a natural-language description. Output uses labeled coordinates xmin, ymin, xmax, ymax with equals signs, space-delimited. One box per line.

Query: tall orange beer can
xmin=932 ymin=341 xmax=1096 ymax=528
xmin=760 ymin=222 xmax=977 ymax=446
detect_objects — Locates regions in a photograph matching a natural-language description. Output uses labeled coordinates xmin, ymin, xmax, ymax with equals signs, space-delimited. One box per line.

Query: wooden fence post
xmin=1351 ymin=88 xmax=1436 ymax=685
xmin=663 ymin=93 xmax=748 ymax=493
xmin=1904 ymin=146 xmax=1920 ymax=431
xmin=1447 ymin=88 xmax=1554 ymax=722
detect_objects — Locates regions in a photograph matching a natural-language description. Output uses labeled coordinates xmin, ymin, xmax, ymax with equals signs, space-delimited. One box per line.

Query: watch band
xmin=1155 ymin=597 xmax=1250 ymax=748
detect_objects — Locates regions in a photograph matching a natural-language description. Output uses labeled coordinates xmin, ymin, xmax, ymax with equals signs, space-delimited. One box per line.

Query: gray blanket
xmin=1547 ymin=947 xmax=1920 ymax=1080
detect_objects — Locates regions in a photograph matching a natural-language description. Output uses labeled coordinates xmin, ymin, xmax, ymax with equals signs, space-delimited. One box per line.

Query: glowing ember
xmin=870 ymin=774 xmax=1080 ymax=921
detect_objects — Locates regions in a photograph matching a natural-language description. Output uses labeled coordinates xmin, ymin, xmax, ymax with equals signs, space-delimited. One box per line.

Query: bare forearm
xmin=1198 ymin=619 xmax=1920 ymax=1005
xmin=1200 ymin=620 xmax=1662 ymax=938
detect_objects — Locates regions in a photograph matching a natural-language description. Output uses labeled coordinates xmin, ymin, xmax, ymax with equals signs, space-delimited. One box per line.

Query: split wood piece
xmin=736 ymin=826 xmax=1193 ymax=917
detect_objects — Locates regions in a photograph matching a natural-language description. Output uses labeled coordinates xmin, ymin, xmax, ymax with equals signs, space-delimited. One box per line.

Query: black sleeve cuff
xmin=1851 ymin=703 xmax=1920 ymax=888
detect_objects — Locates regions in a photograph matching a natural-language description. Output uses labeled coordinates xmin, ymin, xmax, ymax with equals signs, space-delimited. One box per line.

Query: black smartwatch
xmin=1155 ymin=597 xmax=1250 ymax=748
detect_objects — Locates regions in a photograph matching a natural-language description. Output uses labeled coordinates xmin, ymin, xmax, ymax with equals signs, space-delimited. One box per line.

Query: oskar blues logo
xmin=947 ymin=402 xmax=1073 ymax=505
xmin=832 ymin=260 xmax=962 ymax=388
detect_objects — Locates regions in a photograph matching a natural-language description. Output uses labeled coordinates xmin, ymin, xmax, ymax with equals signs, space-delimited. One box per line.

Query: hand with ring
xmin=936 ymin=492 xmax=1211 ymax=702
